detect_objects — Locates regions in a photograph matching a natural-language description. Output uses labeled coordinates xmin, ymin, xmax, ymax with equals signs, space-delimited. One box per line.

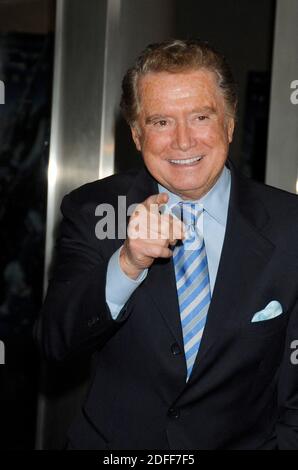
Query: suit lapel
xmin=189 ymin=163 xmax=276 ymax=381
xmin=144 ymin=256 xmax=185 ymax=351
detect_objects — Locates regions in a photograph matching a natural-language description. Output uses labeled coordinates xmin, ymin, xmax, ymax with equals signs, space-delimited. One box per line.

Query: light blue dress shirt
xmin=106 ymin=165 xmax=231 ymax=319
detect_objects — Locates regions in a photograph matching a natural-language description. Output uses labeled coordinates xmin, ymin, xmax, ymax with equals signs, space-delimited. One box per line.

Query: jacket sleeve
xmin=276 ymin=296 xmax=298 ymax=449
xmin=34 ymin=192 xmax=132 ymax=362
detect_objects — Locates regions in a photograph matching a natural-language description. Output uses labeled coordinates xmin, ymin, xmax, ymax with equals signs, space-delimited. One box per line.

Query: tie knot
xmin=181 ymin=202 xmax=195 ymax=227
xmin=171 ymin=202 xmax=203 ymax=246
xmin=178 ymin=202 xmax=202 ymax=228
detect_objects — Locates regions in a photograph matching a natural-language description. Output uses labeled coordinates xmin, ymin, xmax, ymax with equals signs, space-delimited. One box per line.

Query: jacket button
xmin=171 ymin=343 xmax=181 ymax=356
xmin=168 ymin=407 xmax=180 ymax=419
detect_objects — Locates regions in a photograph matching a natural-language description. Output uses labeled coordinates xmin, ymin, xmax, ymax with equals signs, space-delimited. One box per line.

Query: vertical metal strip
xmin=266 ymin=0 xmax=298 ymax=193
xmin=43 ymin=0 xmax=65 ymax=296
xmin=35 ymin=0 xmax=65 ymax=451
xmin=98 ymin=0 xmax=121 ymax=179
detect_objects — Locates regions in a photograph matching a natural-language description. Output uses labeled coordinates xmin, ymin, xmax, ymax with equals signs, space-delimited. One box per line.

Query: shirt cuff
xmin=106 ymin=246 xmax=148 ymax=319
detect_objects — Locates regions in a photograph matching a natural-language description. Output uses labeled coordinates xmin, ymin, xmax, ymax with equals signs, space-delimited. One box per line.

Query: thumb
xmin=145 ymin=192 xmax=169 ymax=214
xmin=155 ymin=192 xmax=169 ymax=206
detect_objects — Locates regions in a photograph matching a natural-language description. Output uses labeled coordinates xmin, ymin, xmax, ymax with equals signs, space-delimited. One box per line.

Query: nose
xmin=172 ymin=122 xmax=196 ymax=151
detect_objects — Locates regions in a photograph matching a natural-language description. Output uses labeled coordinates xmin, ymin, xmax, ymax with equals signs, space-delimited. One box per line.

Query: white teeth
xmin=169 ymin=156 xmax=203 ymax=165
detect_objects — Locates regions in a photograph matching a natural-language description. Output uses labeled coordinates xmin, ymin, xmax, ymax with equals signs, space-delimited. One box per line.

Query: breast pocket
xmin=239 ymin=311 xmax=289 ymax=339
xmin=238 ymin=313 xmax=288 ymax=398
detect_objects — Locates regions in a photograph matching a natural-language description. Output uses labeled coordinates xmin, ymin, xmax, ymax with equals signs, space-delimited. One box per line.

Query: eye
xmin=196 ymin=115 xmax=208 ymax=121
xmin=154 ymin=120 xmax=168 ymax=127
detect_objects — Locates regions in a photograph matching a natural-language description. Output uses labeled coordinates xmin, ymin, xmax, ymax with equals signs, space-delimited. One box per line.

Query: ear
xmin=227 ymin=117 xmax=235 ymax=143
xmin=131 ymin=125 xmax=142 ymax=152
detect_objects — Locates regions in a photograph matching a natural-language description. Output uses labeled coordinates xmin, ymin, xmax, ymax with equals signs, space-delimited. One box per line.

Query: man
xmin=36 ymin=39 xmax=298 ymax=449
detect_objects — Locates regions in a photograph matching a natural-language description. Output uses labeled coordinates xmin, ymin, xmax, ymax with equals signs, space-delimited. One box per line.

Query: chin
xmin=171 ymin=178 xmax=205 ymax=192
xmin=167 ymin=184 xmax=204 ymax=199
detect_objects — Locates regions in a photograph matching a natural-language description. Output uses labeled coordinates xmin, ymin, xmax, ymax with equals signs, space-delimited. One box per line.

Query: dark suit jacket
xmin=36 ymin=161 xmax=298 ymax=450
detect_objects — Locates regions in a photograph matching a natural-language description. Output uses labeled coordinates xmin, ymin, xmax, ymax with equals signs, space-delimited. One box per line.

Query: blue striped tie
xmin=173 ymin=202 xmax=211 ymax=381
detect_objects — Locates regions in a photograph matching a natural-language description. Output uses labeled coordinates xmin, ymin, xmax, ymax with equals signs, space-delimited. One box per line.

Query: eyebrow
xmin=192 ymin=106 xmax=217 ymax=114
xmin=144 ymin=106 xmax=217 ymax=124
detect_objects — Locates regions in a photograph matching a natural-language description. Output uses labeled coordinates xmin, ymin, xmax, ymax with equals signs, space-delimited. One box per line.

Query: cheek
xmin=196 ymin=123 xmax=229 ymax=148
xmin=143 ymin=132 xmax=171 ymax=155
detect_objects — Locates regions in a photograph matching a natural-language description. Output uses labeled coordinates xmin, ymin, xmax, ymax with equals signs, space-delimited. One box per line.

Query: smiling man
xmin=36 ymin=39 xmax=298 ymax=450
xmin=130 ymin=70 xmax=234 ymax=200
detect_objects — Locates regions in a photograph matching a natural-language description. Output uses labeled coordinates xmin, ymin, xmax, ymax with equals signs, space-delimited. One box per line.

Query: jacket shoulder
xmin=238 ymin=173 xmax=298 ymax=249
xmin=64 ymin=168 xmax=140 ymax=208
xmin=243 ymin=176 xmax=298 ymax=215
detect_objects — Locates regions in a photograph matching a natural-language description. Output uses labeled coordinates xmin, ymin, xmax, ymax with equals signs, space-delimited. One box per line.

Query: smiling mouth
xmin=167 ymin=155 xmax=204 ymax=165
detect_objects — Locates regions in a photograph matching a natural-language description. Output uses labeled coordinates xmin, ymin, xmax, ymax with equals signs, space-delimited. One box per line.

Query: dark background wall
xmin=0 ymin=0 xmax=55 ymax=450
xmin=0 ymin=0 xmax=55 ymax=34
xmin=175 ymin=0 xmax=276 ymax=172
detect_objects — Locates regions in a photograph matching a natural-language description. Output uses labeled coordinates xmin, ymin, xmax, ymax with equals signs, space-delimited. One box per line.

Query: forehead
xmin=137 ymin=69 xmax=223 ymax=109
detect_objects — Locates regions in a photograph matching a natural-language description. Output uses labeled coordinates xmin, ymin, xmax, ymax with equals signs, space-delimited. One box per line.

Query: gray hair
xmin=120 ymin=38 xmax=238 ymax=125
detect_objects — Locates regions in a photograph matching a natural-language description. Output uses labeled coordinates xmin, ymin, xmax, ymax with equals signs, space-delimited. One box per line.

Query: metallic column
xmin=36 ymin=0 xmax=121 ymax=450
xmin=266 ymin=0 xmax=298 ymax=193
xmin=37 ymin=0 xmax=174 ymax=449
xmin=44 ymin=0 xmax=121 ymax=294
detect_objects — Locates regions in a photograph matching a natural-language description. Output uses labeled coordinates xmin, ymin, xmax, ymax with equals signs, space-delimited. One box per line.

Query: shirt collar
xmin=158 ymin=165 xmax=231 ymax=227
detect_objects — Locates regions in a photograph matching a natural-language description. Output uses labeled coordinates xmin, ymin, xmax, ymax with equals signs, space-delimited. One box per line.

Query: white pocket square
xmin=251 ymin=300 xmax=283 ymax=323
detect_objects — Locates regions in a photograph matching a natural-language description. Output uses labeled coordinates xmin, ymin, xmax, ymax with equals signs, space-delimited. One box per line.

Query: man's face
xmin=131 ymin=69 xmax=235 ymax=200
